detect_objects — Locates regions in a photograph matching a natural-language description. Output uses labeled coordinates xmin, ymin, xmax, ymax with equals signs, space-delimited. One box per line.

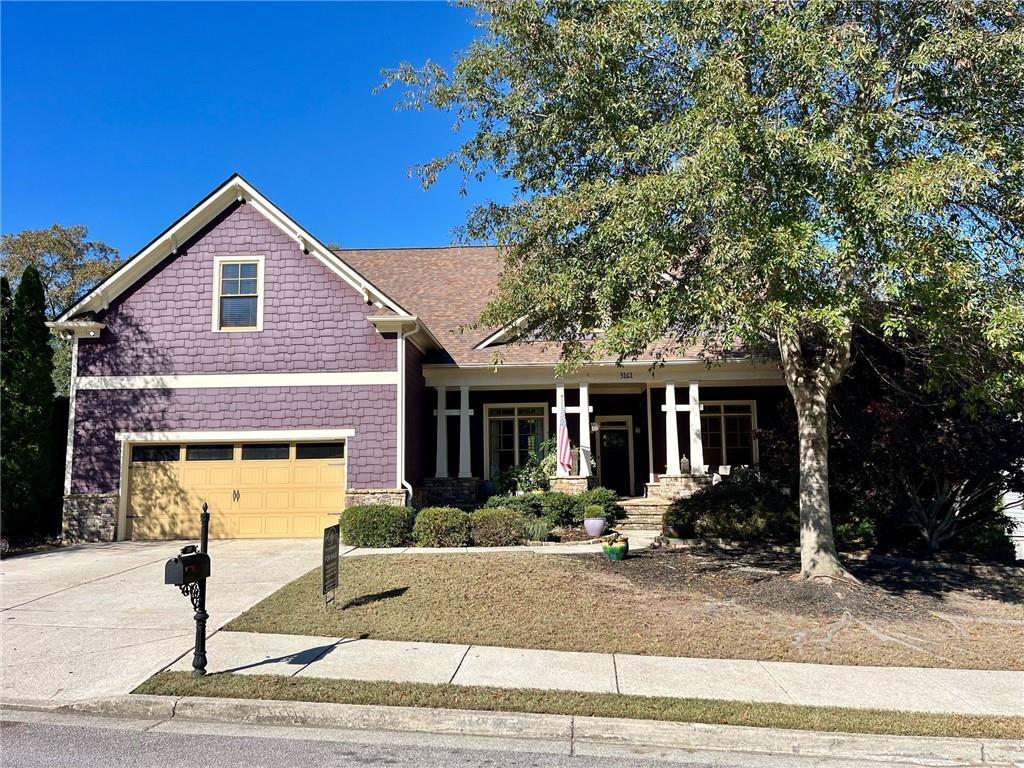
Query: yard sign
xmin=322 ymin=524 xmax=340 ymax=608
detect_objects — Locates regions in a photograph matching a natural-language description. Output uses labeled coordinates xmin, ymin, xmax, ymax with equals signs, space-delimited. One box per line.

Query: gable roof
xmin=58 ymin=173 xmax=411 ymax=323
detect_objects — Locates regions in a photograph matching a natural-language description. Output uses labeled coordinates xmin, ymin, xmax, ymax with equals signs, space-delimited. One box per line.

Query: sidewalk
xmin=168 ymin=631 xmax=1024 ymax=717
xmin=338 ymin=529 xmax=662 ymax=558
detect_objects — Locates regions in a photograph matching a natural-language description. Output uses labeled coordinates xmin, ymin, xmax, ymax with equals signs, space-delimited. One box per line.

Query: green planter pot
xmin=602 ymin=540 xmax=629 ymax=561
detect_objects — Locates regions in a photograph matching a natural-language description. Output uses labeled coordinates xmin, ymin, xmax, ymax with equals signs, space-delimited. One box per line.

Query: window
xmin=241 ymin=443 xmax=290 ymax=460
xmin=485 ymin=404 xmax=547 ymax=479
xmin=131 ymin=445 xmax=180 ymax=463
xmin=296 ymin=442 xmax=345 ymax=460
xmin=185 ymin=444 xmax=234 ymax=461
xmin=699 ymin=403 xmax=755 ymax=467
xmin=215 ymin=258 xmax=262 ymax=330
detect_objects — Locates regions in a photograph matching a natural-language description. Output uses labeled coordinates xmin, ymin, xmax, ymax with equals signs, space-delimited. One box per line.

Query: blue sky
xmin=1 ymin=1 xmax=508 ymax=254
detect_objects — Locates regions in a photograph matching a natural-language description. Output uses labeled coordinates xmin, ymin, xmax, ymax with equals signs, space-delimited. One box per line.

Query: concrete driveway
xmin=1 ymin=539 xmax=320 ymax=704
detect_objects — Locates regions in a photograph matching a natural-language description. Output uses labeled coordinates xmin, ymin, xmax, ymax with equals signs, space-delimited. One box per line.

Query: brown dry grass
xmin=135 ymin=672 xmax=1024 ymax=739
xmin=225 ymin=548 xmax=1024 ymax=669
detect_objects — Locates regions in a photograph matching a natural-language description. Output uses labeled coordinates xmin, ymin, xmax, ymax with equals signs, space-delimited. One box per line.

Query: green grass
xmin=135 ymin=672 xmax=1024 ymax=740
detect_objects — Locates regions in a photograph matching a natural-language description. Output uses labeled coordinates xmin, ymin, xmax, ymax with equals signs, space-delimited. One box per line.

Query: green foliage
xmin=412 ymin=507 xmax=471 ymax=547
xmin=664 ymin=471 xmax=798 ymax=544
xmin=0 ymin=225 xmax=120 ymax=393
xmin=483 ymin=492 xmax=544 ymax=518
xmin=470 ymin=507 xmax=527 ymax=546
xmin=492 ymin=438 xmax=556 ymax=494
xmin=339 ymin=504 xmax=414 ymax=548
xmin=1 ymin=267 xmax=56 ymax=541
xmin=524 ymin=515 xmax=555 ymax=543
xmin=583 ymin=504 xmax=605 ymax=519
xmin=385 ymin=1 xmax=1024 ymax=570
xmin=949 ymin=514 xmax=1018 ymax=564
xmin=578 ymin=487 xmax=623 ymax=526
xmin=538 ymin=492 xmax=580 ymax=527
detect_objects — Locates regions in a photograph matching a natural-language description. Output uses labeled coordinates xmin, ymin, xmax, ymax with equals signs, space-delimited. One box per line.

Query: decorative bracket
xmin=178 ymin=581 xmax=202 ymax=612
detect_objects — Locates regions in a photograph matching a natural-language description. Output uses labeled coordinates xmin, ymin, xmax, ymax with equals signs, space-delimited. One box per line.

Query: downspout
xmin=396 ymin=325 xmax=418 ymax=506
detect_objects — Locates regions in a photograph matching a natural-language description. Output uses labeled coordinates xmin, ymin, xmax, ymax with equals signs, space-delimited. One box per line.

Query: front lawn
xmin=226 ymin=547 xmax=1024 ymax=670
xmin=136 ymin=672 xmax=1024 ymax=739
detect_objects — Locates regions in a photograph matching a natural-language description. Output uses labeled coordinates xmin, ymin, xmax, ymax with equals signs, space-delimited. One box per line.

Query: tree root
xmin=792 ymin=610 xmax=957 ymax=664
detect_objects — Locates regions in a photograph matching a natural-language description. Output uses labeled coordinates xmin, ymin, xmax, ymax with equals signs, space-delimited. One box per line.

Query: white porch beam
xmin=434 ymin=386 xmax=448 ymax=479
xmin=458 ymin=385 xmax=472 ymax=478
xmin=578 ymin=382 xmax=592 ymax=477
xmin=664 ymin=382 xmax=681 ymax=476
xmin=689 ymin=381 xmax=705 ymax=474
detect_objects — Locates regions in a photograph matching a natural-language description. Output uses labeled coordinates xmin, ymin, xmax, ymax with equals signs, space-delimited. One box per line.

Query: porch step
xmin=617 ymin=496 xmax=672 ymax=531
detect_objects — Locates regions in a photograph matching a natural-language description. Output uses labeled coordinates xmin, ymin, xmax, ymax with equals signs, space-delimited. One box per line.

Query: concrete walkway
xmin=170 ymin=631 xmax=1024 ymax=717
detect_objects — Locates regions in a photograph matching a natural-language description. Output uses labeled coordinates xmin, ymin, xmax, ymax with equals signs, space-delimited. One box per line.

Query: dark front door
xmin=598 ymin=424 xmax=632 ymax=496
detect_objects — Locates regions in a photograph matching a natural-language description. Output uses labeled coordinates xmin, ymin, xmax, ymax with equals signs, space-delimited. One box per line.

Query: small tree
xmin=386 ymin=1 xmax=1024 ymax=578
xmin=1 ymin=266 xmax=56 ymax=540
xmin=0 ymin=224 xmax=119 ymax=393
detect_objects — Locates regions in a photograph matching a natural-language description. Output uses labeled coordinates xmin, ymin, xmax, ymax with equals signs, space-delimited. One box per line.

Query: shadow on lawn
xmin=342 ymin=586 xmax=409 ymax=610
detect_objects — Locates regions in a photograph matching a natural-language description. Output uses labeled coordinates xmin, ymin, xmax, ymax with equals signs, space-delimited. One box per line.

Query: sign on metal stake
xmin=322 ymin=523 xmax=340 ymax=608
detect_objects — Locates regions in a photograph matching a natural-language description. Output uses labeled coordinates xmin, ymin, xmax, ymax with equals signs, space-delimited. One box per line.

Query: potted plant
xmin=602 ymin=533 xmax=629 ymax=561
xmin=583 ymin=504 xmax=607 ymax=537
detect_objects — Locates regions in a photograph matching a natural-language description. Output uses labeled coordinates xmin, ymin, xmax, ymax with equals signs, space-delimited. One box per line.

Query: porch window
xmin=486 ymin=404 xmax=547 ymax=478
xmin=699 ymin=403 xmax=755 ymax=466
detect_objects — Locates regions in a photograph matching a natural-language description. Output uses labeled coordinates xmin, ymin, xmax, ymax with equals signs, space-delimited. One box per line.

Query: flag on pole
xmin=556 ymin=410 xmax=572 ymax=474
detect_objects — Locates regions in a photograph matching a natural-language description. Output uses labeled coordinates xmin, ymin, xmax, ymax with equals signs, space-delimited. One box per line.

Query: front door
xmin=596 ymin=417 xmax=634 ymax=496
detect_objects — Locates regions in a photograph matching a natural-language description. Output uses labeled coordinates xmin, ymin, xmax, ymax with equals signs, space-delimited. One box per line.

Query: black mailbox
xmin=165 ymin=549 xmax=211 ymax=586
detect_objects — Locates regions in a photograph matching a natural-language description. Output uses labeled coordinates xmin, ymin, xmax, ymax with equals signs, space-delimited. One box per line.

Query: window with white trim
xmin=700 ymin=403 xmax=756 ymax=466
xmin=485 ymin=404 xmax=547 ymax=478
xmin=218 ymin=260 xmax=261 ymax=329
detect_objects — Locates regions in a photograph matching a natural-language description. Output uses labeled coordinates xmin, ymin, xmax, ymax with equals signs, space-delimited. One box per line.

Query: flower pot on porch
xmin=583 ymin=517 xmax=607 ymax=538
xmin=602 ymin=536 xmax=629 ymax=561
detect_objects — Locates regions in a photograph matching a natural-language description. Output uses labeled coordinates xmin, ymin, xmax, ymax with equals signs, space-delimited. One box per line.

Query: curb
xmin=37 ymin=694 xmax=1024 ymax=766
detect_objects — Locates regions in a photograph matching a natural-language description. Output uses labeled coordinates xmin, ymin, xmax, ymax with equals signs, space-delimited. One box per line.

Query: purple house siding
xmin=77 ymin=201 xmax=395 ymax=376
xmin=404 ymin=342 xmax=425 ymax=486
xmin=72 ymin=385 xmax=397 ymax=495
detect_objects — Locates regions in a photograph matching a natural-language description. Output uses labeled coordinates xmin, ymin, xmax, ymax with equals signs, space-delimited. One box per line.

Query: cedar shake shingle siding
xmin=78 ymin=201 xmax=394 ymax=376
xmin=71 ymin=386 xmax=396 ymax=495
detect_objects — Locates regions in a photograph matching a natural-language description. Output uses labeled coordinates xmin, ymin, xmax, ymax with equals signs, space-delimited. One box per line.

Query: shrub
xmin=339 ymin=504 xmax=413 ymax=547
xmin=663 ymin=470 xmax=797 ymax=544
xmin=412 ymin=507 xmax=470 ymax=547
xmin=583 ymin=504 xmax=605 ymax=519
xmin=470 ymin=507 xmax=527 ymax=546
xmin=538 ymin=492 xmax=581 ymax=527
xmin=524 ymin=515 xmax=555 ymax=542
xmin=578 ymin=487 xmax=622 ymax=525
xmin=484 ymin=493 xmax=544 ymax=518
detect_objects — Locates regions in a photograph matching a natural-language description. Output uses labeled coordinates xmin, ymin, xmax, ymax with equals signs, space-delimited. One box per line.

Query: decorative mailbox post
xmin=165 ymin=503 xmax=212 ymax=675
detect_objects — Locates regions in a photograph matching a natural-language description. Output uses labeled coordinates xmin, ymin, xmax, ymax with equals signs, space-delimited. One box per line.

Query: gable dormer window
xmin=213 ymin=256 xmax=264 ymax=331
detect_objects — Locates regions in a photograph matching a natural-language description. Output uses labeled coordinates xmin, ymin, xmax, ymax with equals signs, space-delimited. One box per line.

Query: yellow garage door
xmin=127 ymin=441 xmax=346 ymax=539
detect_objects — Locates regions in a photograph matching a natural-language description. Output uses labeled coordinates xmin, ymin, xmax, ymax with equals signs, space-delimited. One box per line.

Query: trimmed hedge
xmin=538 ymin=492 xmax=580 ymax=527
xmin=663 ymin=470 xmax=797 ymax=543
xmin=483 ymin=493 xmax=544 ymax=518
xmin=339 ymin=504 xmax=413 ymax=547
xmin=470 ymin=507 xmax=527 ymax=546
xmin=577 ymin=487 xmax=622 ymax=525
xmin=413 ymin=507 xmax=471 ymax=547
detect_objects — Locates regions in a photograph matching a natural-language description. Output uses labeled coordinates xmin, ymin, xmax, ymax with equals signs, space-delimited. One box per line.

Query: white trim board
xmin=114 ymin=429 xmax=355 ymax=443
xmin=58 ymin=174 xmax=409 ymax=322
xmin=77 ymin=371 xmax=399 ymax=390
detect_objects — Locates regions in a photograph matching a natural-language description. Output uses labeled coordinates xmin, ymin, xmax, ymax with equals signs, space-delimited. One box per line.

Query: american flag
xmin=556 ymin=409 xmax=573 ymax=473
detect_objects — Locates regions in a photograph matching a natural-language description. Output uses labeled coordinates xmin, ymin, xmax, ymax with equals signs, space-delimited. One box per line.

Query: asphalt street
xmin=0 ymin=710 xmax=966 ymax=768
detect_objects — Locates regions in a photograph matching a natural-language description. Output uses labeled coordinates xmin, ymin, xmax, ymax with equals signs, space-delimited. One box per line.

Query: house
xmin=51 ymin=175 xmax=789 ymax=541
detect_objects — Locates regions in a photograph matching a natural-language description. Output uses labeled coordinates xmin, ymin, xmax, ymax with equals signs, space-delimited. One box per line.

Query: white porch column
xmin=578 ymin=383 xmax=591 ymax=477
xmin=664 ymin=382 xmax=681 ymax=476
xmin=688 ymin=381 xmax=705 ymax=473
xmin=555 ymin=383 xmax=569 ymax=477
xmin=434 ymin=386 xmax=448 ymax=478
xmin=646 ymin=384 xmax=655 ymax=484
xmin=458 ymin=386 xmax=472 ymax=478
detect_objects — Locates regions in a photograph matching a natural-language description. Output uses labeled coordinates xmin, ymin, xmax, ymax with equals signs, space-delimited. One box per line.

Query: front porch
xmin=415 ymin=362 xmax=787 ymax=514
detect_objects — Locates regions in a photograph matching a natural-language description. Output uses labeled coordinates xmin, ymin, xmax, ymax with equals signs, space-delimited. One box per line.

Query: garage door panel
xmin=129 ymin=442 xmax=346 ymax=540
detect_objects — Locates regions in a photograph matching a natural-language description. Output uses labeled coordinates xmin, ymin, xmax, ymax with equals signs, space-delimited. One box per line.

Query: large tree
xmin=386 ymin=1 xmax=1024 ymax=578
xmin=0 ymin=224 xmax=119 ymax=393
xmin=1 ymin=267 xmax=56 ymax=540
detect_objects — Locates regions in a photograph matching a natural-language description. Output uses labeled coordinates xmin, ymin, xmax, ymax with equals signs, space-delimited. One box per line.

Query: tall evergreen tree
xmin=1 ymin=267 xmax=55 ymax=540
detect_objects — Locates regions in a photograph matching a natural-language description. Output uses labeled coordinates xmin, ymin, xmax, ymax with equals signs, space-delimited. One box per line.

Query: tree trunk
xmin=792 ymin=386 xmax=847 ymax=578
xmin=778 ymin=326 xmax=852 ymax=580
